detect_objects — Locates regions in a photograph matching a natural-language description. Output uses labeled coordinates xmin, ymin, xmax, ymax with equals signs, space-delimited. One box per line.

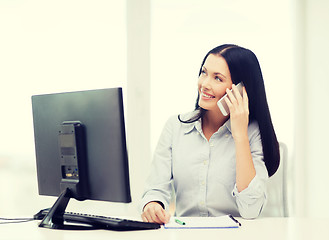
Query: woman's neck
xmin=202 ymin=109 xmax=228 ymax=140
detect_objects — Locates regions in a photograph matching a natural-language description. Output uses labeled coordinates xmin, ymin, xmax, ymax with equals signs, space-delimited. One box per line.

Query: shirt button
xmin=203 ymin=160 xmax=208 ymax=165
xmin=225 ymin=134 xmax=229 ymax=138
xmin=209 ymin=143 xmax=214 ymax=147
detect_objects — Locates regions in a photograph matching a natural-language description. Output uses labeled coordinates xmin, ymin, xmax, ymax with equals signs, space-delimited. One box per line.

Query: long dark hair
xmin=179 ymin=44 xmax=280 ymax=177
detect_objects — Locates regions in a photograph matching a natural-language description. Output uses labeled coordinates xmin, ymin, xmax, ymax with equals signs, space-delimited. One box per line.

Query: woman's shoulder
xmin=165 ymin=111 xmax=198 ymax=129
xmin=177 ymin=110 xmax=200 ymax=122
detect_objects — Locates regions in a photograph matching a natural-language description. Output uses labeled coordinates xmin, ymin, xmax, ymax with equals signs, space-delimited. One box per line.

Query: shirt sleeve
xmin=231 ymin=121 xmax=268 ymax=219
xmin=139 ymin=116 xmax=175 ymax=213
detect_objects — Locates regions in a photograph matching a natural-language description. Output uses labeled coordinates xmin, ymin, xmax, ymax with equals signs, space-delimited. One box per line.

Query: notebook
xmin=164 ymin=215 xmax=241 ymax=229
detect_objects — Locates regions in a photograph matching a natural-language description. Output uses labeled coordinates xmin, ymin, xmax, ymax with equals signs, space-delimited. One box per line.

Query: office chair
xmin=259 ymin=142 xmax=289 ymax=217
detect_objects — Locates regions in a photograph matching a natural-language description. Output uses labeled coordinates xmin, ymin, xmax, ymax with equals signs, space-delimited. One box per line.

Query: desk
xmin=1 ymin=217 xmax=328 ymax=240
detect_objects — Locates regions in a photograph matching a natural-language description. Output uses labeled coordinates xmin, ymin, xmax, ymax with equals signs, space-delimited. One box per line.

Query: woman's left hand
xmin=224 ymin=84 xmax=249 ymax=141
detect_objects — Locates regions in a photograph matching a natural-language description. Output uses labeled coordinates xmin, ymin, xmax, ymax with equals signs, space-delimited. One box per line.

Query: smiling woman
xmin=183 ymin=44 xmax=280 ymax=177
xmin=141 ymin=44 xmax=280 ymax=223
xmin=198 ymin=54 xmax=232 ymax=111
xmin=149 ymin=0 xmax=294 ymax=174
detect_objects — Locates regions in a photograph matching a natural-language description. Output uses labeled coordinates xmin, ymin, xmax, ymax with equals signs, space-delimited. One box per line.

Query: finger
xmin=143 ymin=202 xmax=164 ymax=223
xmin=148 ymin=208 xmax=163 ymax=224
xmin=155 ymin=206 xmax=171 ymax=224
xmin=158 ymin=208 xmax=171 ymax=224
xmin=242 ymin=87 xmax=249 ymax=111
xmin=143 ymin=206 xmax=160 ymax=223
xmin=141 ymin=212 xmax=151 ymax=222
xmin=154 ymin=205 xmax=171 ymax=224
xmin=142 ymin=215 xmax=149 ymax=222
xmin=232 ymin=84 xmax=243 ymax=102
xmin=224 ymin=96 xmax=234 ymax=114
xmin=226 ymin=86 xmax=238 ymax=106
xmin=154 ymin=208 xmax=166 ymax=223
xmin=164 ymin=211 xmax=171 ymax=224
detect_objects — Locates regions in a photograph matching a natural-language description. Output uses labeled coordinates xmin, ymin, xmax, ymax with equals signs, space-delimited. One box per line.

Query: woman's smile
xmin=201 ymin=90 xmax=216 ymax=100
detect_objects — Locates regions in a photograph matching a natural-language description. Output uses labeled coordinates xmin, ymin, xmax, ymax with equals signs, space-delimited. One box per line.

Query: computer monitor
xmin=31 ymin=87 xmax=131 ymax=229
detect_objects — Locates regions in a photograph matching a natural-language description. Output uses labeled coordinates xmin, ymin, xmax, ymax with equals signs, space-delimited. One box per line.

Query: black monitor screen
xmin=31 ymin=88 xmax=131 ymax=204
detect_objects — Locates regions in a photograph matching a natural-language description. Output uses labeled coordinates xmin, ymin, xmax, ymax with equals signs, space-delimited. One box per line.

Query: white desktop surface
xmin=1 ymin=217 xmax=328 ymax=240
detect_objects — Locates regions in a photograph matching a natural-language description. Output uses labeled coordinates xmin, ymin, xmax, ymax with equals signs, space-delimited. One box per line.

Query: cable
xmin=0 ymin=208 xmax=52 ymax=225
xmin=0 ymin=217 xmax=35 ymax=224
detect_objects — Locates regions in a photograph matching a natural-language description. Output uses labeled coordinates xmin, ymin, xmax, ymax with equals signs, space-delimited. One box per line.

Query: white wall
xmin=0 ymin=0 xmax=127 ymax=158
xmin=126 ymin=0 xmax=151 ymax=209
xmin=0 ymin=0 xmax=129 ymax=216
xmin=294 ymin=0 xmax=329 ymax=217
xmin=0 ymin=0 xmax=328 ymax=219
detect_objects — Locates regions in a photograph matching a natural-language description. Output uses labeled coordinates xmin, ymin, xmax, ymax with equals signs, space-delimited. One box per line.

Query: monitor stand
xmin=38 ymin=121 xmax=94 ymax=230
xmin=38 ymin=188 xmax=96 ymax=230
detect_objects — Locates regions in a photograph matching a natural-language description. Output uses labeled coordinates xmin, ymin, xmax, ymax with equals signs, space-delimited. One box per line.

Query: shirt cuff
xmin=231 ymin=175 xmax=266 ymax=218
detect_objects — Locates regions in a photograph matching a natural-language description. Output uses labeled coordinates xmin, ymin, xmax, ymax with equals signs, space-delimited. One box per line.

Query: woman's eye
xmin=215 ymin=76 xmax=222 ymax=82
xmin=201 ymin=70 xmax=206 ymax=75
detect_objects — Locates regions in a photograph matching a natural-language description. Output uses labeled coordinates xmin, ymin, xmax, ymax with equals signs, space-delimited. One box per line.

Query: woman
xmin=140 ymin=44 xmax=280 ymax=223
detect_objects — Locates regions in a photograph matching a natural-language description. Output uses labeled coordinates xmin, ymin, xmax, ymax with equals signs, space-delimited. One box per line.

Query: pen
xmin=229 ymin=214 xmax=242 ymax=226
xmin=175 ymin=219 xmax=186 ymax=225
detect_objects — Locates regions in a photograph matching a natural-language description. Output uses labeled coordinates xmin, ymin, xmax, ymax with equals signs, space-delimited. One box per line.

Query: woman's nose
xmin=201 ymin=76 xmax=211 ymax=89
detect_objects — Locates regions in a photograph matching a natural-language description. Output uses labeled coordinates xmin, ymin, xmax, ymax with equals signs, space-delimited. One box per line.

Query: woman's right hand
xmin=141 ymin=201 xmax=171 ymax=224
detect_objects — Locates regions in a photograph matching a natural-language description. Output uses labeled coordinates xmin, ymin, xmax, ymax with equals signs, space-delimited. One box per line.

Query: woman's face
xmin=198 ymin=54 xmax=233 ymax=112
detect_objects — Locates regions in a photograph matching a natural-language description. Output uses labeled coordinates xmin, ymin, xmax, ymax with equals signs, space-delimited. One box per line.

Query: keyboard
xmin=34 ymin=209 xmax=161 ymax=231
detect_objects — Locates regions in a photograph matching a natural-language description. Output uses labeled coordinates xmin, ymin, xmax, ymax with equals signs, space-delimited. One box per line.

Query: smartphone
xmin=217 ymin=82 xmax=244 ymax=116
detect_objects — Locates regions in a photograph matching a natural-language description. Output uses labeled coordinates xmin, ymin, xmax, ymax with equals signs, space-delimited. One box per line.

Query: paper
xmin=164 ymin=215 xmax=241 ymax=229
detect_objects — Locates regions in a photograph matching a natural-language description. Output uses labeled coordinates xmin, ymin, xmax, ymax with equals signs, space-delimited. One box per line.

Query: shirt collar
xmin=182 ymin=120 xmax=199 ymax=134
xmin=182 ymin=117 xmax=232 ymax=135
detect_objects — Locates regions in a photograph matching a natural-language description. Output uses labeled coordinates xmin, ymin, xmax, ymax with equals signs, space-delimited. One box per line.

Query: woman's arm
xmin=231 ymin=132 xmax=268 ymax=219
xmin=140 ymin=116 xmax=176 ymax=223
xmin=225 ymin=85 xmax=268 ymax=218
xmin=225 ymin=85 xmax=256 ymax=192
xmin=234 ymin=138 xmax=256 ymax=192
